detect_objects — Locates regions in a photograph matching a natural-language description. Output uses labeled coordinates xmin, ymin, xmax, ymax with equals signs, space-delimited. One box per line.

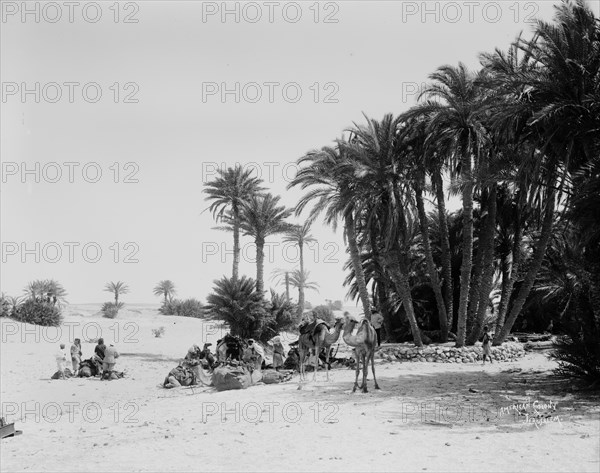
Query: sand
xmin=1 ymin=304 xmax=599 ymax=472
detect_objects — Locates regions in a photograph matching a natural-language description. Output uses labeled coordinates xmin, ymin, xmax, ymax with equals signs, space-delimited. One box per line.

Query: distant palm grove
xmin=203 ymin=0 xmax=600 ymax=380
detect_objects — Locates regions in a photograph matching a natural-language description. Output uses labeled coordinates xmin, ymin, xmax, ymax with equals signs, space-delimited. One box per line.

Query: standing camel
xmin=342 ymin=314 xmax=380 ymax=393
xmin=298 ymin=317 xmax=344 ymax=382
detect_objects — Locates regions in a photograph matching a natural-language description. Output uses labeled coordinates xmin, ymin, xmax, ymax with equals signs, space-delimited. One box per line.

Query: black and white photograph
xmin=1 ymin=0 xmax=599 ymax=471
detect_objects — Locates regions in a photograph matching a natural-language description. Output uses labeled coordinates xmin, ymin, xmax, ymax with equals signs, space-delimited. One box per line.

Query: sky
xmin=2 ymin=0 xmax=595 ymax=304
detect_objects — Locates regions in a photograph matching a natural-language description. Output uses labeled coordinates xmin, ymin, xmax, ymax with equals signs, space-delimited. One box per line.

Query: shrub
xmin=159 ymin=298 xmax=205 ymax=318
xmin=152 ymin=326 xmax=165 ymax=338
xmin=206 ymin=276 xmax=271 ymax=339
xmin=102 ymin=301 xmax=123 ymax=319
xmin=12 ymin=299 xmax=62 ymax=326
xmin=159 ymin=299 xmax=178 ymax=315
xmin=311 ymin=305 xmax=336 ymax=325
xmin=0 ymin=294 xmax=12 ymax=318
xmin=261 ymin=290 xmax=299 ymax=342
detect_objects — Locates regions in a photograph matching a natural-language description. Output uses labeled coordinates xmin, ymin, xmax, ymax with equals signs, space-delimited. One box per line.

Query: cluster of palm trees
xmin=203 ymin=166 xmax=318 ymax=317
xmin=289 ymin=0 xmax=599 ymax=348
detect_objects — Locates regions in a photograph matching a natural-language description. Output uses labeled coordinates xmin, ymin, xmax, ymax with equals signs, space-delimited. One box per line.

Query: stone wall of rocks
xmin=376 ymin=342 xmax=525 ymax=363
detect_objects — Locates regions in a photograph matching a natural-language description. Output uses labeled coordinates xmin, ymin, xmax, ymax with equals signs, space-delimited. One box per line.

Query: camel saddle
xmin=299 ymin=319 xmax=330 ymax=344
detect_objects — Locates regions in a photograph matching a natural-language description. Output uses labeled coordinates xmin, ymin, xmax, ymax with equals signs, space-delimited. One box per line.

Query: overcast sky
xmin=2 ymin=0 xmax=592 ymax=304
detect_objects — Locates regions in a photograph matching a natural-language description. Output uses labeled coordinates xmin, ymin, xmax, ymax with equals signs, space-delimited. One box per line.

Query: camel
xmin=298 ymin=317 xmax=344 ymax=382
xmin=342 ymin=314 xmax=380 ymax=393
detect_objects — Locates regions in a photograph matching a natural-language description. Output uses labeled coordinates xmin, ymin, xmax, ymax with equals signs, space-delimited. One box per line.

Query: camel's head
xmin=342 ymin=312 xmax=359 ymax=328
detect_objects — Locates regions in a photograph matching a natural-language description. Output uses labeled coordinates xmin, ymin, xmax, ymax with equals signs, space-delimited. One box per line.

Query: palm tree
xmin=407 ymin=63 xmax=488 ymax=347
xmin=283 ymin=222 xmax=316 ymax=317
xmin=203 ymin=165 xmax=264 ymax=281
xmin=339 ymin=114 xmax=424 ymax=345
xmin=104 ymin=281 xmax=130 ymax=305
xmin=23 ymin=279 xmax=67 ymax=305
xmin=153 ymin=280 xmax=176 ymax=304
xmin=488 ymin=0 xmax=600 ymax=343
xmin=398 ymin=116 xmax=450 ymax=341
xmin=289 ymin=143 xmax=374 ymax=324
xmin=237 ymin=193 xmax=292 ymax=294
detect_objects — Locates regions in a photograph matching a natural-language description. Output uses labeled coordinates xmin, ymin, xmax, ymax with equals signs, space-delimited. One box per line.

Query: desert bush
xmin=12 ymin=299 xmax=62 ymax=326
xmin=159 ymin=298 xmax=205 ymax=318
xmin=152 ymin=326 xmax=165 ymax=338
xmin=159 ymin=299 xmax=179 ymax=315
xmin=102 ymin=301 xmax=123 ymax=319
xmin=311 ymin=305 xmax=336 ymax=325
xmin=0 ymin=294 xmax=12 ymax=318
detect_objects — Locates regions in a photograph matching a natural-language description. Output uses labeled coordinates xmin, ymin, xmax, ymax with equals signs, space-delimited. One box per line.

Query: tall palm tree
xmin=203 ymin=165 xmax=264 ymax=281
xmin=407 ymin=63 xmax=488 ymax=347
xmin=238 ymin=193 xmax=292 ymax=294
xmin=340 ymin=114 xmax=424 ymax=345
xmin=153 ymin=280 xmax=176 ymax=304
xmin=283 ymin=222 xmax=316 ymax=317
xmin=488 ymin=0 xmax=600 ymax=343
xmin=289 ymin=143 xmax=374 ymax=324
xmin=104 ymin=281 xmax=129 ymax=305
xmin=398 ymin=116 xmax=450 ymax=341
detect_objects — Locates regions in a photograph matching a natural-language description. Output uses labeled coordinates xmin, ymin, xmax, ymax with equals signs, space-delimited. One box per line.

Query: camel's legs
xmin=312 ymin=341 xmax=320 ymax=381
xmin=298 ymin=345 xmax=306 ymax=382
xmin=370 ymin=349 xmax=380 ymax=390
xmin=352 ymin=352 xmax=361 ymax=393
xmin=325 ymin=346 xmax=330 ymax=382
xmin=361 ymin=352 xmax=369 ymax=393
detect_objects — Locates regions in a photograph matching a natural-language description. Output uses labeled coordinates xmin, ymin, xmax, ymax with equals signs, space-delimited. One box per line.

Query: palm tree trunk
xmin=297 ymin=244 xmax=305 ymax=317
xmin=384 ymin=248 xmax=423 ymax=347
xmin=467 ymin=184 xmax=497 ymax=345
xmin=494 ymin=189 xmax=556 ymax=344
xmin=466 ymin=190 xmax=489 ymax=335
xmin=256 ymin=237 xmax=265 ymax=295
xmin=285 ymin=272 xmax=290 ymax=302
xmin=495 ymin=195 xmax=524 ymax=336
xmin=232 ymin=209 xmax=240 ymax=281
xmin=415 ymin=184 xmax=448 ymax=341
xmin=456 ymin=150 xmax=475 ymax=347
xmin=115 ymin=293 xmax=118 ymax=305
xmin=345 ymin=213 xmax=372 ymax=321
xmin=433 ymin=170 xmax=454 ymax=332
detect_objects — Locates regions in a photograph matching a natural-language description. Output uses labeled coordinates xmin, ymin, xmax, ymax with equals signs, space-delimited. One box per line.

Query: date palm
xmin=283 ymin=223 xmax=316 ymax=317
xmin=153 ymin=280 xmax=176 ymax=303
xmin=238 ymin=193 xmax=293 ymax=295
xmin=485 ymin=0 xmax=600 ymax=343
xmin=339 ymin=114 xmax=424 ymax=345
xmin=203 ymin=165 xmax=264 ymax=281
xmin=406 ymin=63 xmax=488 ymax=347
xmin=289 ymin=142 xmax=374 ymax=324
xmin=104 ymin=281 xmax=129 ymax=305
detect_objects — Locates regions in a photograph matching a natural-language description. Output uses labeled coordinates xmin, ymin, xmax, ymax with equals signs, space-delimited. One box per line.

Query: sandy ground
xmin=1 ymin=304 xmax=599 ymax=472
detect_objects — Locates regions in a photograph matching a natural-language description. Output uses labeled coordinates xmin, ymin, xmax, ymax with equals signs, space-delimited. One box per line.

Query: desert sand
xmin=1 ymin=304 xmax=599 ymax=472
